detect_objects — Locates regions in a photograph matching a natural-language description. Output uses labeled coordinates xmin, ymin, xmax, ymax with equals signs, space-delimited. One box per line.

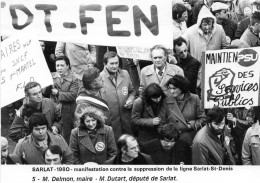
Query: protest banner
xmin=116 ymin=46 xmax=151 ymax=61
xmin=0 ymin=32 xmax=53 ymax=107
xmin=202 ymin=47 xmax=260 ymax=109
xmin=0 ymin=0 xmax=173 ymax=48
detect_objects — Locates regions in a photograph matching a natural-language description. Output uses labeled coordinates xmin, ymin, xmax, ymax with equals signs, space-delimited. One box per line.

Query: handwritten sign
xmin=116 ymin=46 xmax=151 ymax=60
xmin=0 ymin=0 xmax=173 ymax=48
xmin=0 ymin=32 xmax=53 ymax=107
xmin=202 ymin=48 xmax=260 ymax=109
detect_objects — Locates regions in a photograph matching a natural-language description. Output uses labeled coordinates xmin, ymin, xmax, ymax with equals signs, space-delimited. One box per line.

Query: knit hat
xmin=211 ymin=2 xmax=229 ymax=12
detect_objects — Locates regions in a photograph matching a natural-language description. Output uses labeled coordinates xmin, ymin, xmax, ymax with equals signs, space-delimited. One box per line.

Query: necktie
xmin=158 ymin=70 xmax=163 ymax=76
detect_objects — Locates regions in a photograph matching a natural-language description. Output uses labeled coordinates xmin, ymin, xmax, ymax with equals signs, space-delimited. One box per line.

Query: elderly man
xmin=140 ymin=45 xmax=184 ymax=95
xmin=104 ymin=134 xmax=153 ymax=164
xmin=192 ymin=107 xmax=235 ymax=165
xmin=100 ymin=52 xmax=135 ymax=141
xmin=1 ymin=136 xmax=21 ymax=164
xmin=13 ymin=113 xmax=74 ymax=164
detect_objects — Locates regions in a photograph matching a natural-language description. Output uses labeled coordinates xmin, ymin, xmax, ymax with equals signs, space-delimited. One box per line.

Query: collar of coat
xmin=78 ymin=126 xmax=105 ymax=136
xmin=52 ymin=70 xmax=75 ymax=83
xmin=166 ymin=92 xmax=191 ymax=104
xmin=143 ymin=63 xmax=176 ymax=76
xmin=25 ymin=130 xmax=58 ymax=146
xmin=102 ymin=67 xmax=124 ymax=78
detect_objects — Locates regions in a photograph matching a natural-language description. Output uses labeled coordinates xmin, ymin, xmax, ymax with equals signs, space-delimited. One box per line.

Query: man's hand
xmin=152 ymin=117 xmax=161 ymax=125
xmin=51 ymin=126 xmax=59 ymax=134
xmin=124 ymin=101 xmax=133 ymax=109
xmin=51 ymin=88 xmax=59 ymax=96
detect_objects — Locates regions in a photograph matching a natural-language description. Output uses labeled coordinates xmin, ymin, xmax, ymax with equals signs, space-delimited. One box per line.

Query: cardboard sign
xmin=202 ymin=48 xmax=260 ymax=109
xmin=0 ymin=32 xmax=53 ymax=107
xmin=0 ymin=0 xmax=173 ymax=48
xmin=116 ymin=46 xmax=151 ymax=60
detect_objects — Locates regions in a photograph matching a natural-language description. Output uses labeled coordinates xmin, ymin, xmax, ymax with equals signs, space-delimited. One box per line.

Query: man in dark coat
xmin=141 ymin=123 xmax=191 ymax=165
xmin=174 ymin=37 xmax=200 ymax=94
xmin=104 ymin=134 xmax=153 ymax=164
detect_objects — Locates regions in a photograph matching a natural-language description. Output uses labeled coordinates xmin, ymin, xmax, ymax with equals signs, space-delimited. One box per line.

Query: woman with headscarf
xmin=69 ymin=103 xmax=117 ymax=164
xmin=131 ymin=83 xmax=166 ymax=145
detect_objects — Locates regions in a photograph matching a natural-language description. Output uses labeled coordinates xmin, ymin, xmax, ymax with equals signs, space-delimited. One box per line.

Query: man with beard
xmin=104 ymin=134 xmax=153 ymax=164
xmin=192 ymin=107 xmax=235 ymax=165
xmin=1 ymin=137 xmax=21 ymax=164
xmin=141 ymin=123 xmax=191 ymax=165
xmin=211 ymin=2 xmax=238 ymax=41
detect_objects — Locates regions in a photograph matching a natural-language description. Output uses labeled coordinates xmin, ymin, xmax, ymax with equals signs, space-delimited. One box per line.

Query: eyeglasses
xmin=176 ymin=49 xmax=188 ymax=55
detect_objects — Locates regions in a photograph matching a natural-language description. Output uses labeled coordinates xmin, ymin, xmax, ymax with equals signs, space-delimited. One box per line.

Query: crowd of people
xmin=1 ymin=0 xmax=260 ymax=165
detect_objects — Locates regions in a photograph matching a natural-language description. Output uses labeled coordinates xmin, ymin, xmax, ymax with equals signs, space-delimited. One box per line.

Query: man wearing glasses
xmin=174 ymin=37 xmax=200 ymax=94
xmin=192 ymin=106 xmax=236 ymax=165
xmin=104 ymin=134 xmax=153 ymax=164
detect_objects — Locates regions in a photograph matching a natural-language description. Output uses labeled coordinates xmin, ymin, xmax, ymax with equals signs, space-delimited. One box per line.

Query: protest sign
xmin=0 ymin=32 xmax=53 ymax=107
xmin=116 ymin=46 xmax=151 ymax=60
xmin=202 ymin=48 xmax=260 ymax=109
xmin=1 ymin=0 xmax=173 ymax=48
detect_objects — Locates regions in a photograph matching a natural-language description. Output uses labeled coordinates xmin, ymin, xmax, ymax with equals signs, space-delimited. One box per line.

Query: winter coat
xmin=176 ymin=53 xmax=200 ymax=94
xmin=131 ymin=97 xmax=161 ymax=144
xmin=13 ymin=131 xmax=74 ymax=164
xmin=192 ymin=125 xmax=236 ymax=165
xmin=44 ymin=70 xmax=79 ymax=143
xmin=69 ymin=125 xmax=117 ymax=164
xmin=140 ymin=63 xmax=184 ymax=95
xmin=240 ymin=28 xmax=260 ymax=47
xmin=242 ymin=123 xmax=260 ymax=165
xmin=182 ymin=6 xmax=229 ymax=87
xmin=159 ymin=92 xmax=206 ymax=145
xmin=100 ymin=68 xmax=135 ymax=140
xmin=9 ymin=116 xmax=30 ymax=143
xmin=234 ymin=17 xmax=250 ymax=39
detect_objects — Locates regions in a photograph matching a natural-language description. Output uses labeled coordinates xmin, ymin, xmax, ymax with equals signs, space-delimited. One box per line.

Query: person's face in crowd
xmin=160 ymin=138 xmax=175 ymax=150
xmin=32 ymin=125 xmax=47 ymax=140
xmin=84 ymin=116 xmax=97 ymax=130
xmin=1 ymin=141 xmax=9 ymax=164
xmin=90 ymin=75 xmax=103 ymax=89
xmin=40 ymin=41 xmax=45 ymax=52
xmin=200 ymin=19 xmax=214 ymax=35
xmin=56 ymin=60 xmax=69 ymax=76
xmin=27 ymin=85 xmax=43 ymax=104
xmin=106 ymin=56 xmax=119 ymax=73
xmin=151 ymin=96 xmax=162 ymax=103
xmin=175 ymin=42 xmax=188 ymax=59
xmin=151 ymin=48 xmax=167 ymax=70
xmin=210 ymin=117 xmax=225 ymax=135
xmin=180 ymin=11 xmax=188 ymax=22
xmin=124 ymin=139 xmax=139 ymax=159
xmin=45 ymin=150 xmax=62 ymax=165
xmin=217 ymin=10 xmax=229 ymax=20
xmin=168 ymin=84 xmax=182 ymax=98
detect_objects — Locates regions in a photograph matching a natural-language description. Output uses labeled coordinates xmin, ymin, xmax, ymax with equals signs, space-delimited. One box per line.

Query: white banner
xmin=116 ymin=46 xmax=151 ymax=60
xmin=202 ymin=48 xmax=260 ymax=109
xmin=0 ymin=0 xmax=173 ymax=48
xmin=0 ymin=32 xmax=53 ymax=107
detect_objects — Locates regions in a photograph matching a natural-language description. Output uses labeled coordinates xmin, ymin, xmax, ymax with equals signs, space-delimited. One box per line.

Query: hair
xmin=21 ymin=104 xmax=38 ymax=118
xmin=44 ymin=145 xmax=63 ymax=158
xmin=55 ymin=56 xmax=70 ymax=67
xmin=28 ymin=113 xmax=49 ymax=132
xmin=117 ymin=134 xmax=136 ymax=152
xmin=82 ymin=67 xmax=100 ymax=89
xmin=173 ymin=36 xmax=187 ymax=53
xmin=205 ymin=106 xmax=225 ymax=124
xmin=24 ymin=82 xmax=41 ymax=96
xmin=150 ymin=45 xmax=168 ymax=58
xmin=79 ymin=110 xmax=104 ymax=130
xmin=165 ymin=75 xmax=190 ymax=94
xmin=103 ymin=51 xmax=119 ymax=65
xmin=158 ymin=123 xmax=180 ymax=141
xmin=172 ymin=3 xmax=187 ymax=20
xmin=142 ymin=83 xmax=166 ymax=104
xmin=250 ymin=12 xmax=260 ymax=25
